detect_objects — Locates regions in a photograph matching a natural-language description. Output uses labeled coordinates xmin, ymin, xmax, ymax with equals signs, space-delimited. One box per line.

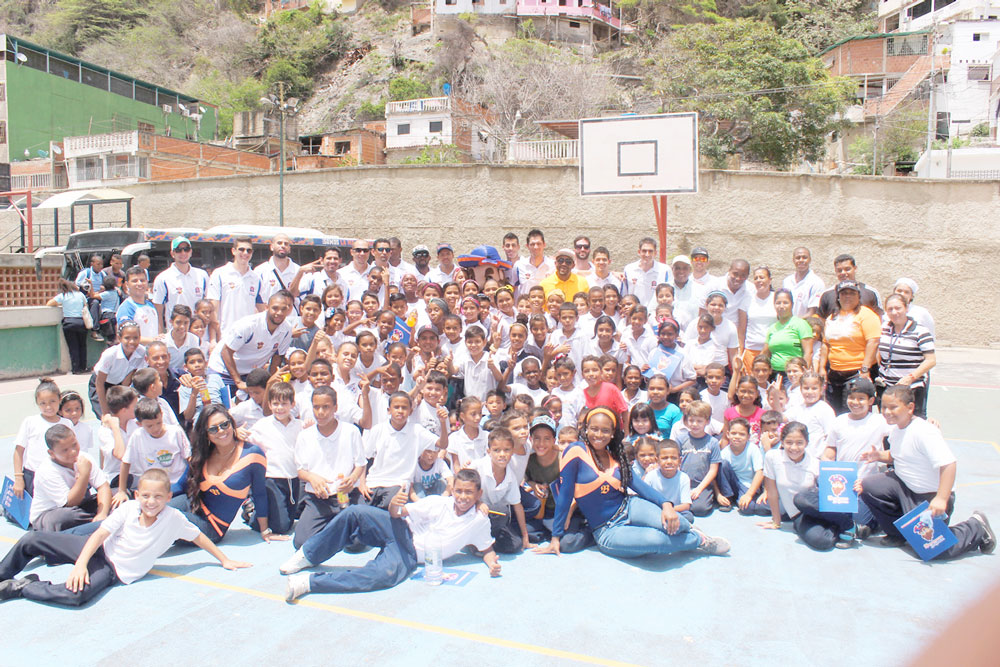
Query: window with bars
xmin=887 ymin=34 xmax=928 ymax=57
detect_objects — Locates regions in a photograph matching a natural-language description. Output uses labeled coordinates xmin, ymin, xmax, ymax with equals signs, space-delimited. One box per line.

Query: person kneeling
xmin=280 ymin=468 xmax=500 ymax=601
xmin=0 ymin=469 xmax=250 ymax=606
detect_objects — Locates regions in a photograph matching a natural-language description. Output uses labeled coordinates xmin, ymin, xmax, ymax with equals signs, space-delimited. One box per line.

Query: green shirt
xmin=764 ymin=316 xmax=814 ymax=371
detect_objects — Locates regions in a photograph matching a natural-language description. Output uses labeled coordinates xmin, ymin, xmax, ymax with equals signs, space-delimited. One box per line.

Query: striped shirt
xmin=878 ymin=318 xmax=934 ymax=387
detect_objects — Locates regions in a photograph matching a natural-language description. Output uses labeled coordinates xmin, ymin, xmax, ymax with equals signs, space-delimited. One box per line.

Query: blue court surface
xmin=2 ymin=348 xmax=998 ymax=666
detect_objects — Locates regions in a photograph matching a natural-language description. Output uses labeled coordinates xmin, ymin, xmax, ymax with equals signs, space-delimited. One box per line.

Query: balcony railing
xmin=386 ymin=97 xmax=451 ymax=115
xmin=63 ymin=131 xmax=139 ymax=157
xmin=507 ymin=138 xmax=579 ymax=163
xmin=10 ymin=172 xmax=68 ymax=191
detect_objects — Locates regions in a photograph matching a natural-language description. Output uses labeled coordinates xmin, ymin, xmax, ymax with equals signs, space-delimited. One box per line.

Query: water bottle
xmin=335 ymin=474 xmax=349 ymax=508
xmin=424 ymin=534 xmax=443 ymax=586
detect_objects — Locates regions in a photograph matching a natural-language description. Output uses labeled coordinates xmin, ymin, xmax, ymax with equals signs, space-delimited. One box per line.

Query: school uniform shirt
xmin=207 ymin=262 xmax=263 ymax=331
xmin=207 ymin=312 xmax=293 ymax=377
xmin=471 ymin=455 xmax=521 ymax=512
xmin=412 ymin=458 xmax=452 ymax=495
xmin=622 ymin=328 xmax=657 ymax=368
xmin=745 ymin=292 xmax=777 ymax=351
xmin=508 ymin=383 xmax=549 ymax=406
xmin=294 ymin=382 xmax=362 ymax=426
xmin=827 ymin=412 xmax=889 ymax=477
xmin=684 ymin=336 xmax=727 ymax=369
xmin=514 ymin=256 xmax=555 ymax=298
xmin=255 ymin=257 xmax=300 ymax=303
xmin=116 ymin=298 xmax=159 ymax=340
xmin=782 ymin=270 xmax=825 ymax=318
xmin=645 ymin=344 xmax=696 ymax=389
xmin=720 ymin=444 xmax=764 ymax=491
xmin=453 ymin=350 xmax=497 ymax=400
xmin=71 ymin=420 xmax=97 ymax=460
xmin=762 ymin=448 xmax=819 ymax=519
xmin=411 ymin=399 xmax=443 ymax=436
xmin=165 ymin=331 xmax=201 ymax=372
xmin=684 ymin=318 xmax=738 ymax=358
xmin=94 ymin=344 xmax=148 ymax=385
xmin=623 ymin=260 xmax=670 ymax=306
xmin=698 ymin=389 xmax=731 ymax=423
xmin=75 ymin=266 xmax=102 ymax=292
xmin=586 ymin=337 xmax=628 ymax=365
xmin=643 ymin=469 xmax=692 ymax=507
xmin=100 ymin=500 xmax=201 ymax=584
xmin=177 ymin=374 xmax=226 ymax=424
xmin=584 ymin=271 xmax=625 ymax=295
xmin=785 ymin=401 xmax=836 ymax=458
xmin=364 ymin=421 xmax=439 ymax=488
xmin=15 ymin=415 xmax=73 ymax=471
xmin=405 ymin=494 xmax=494 ymax=564
xmin=153 ymin=264 xmax=210 ymax=314
xmin=298 ymin=270 xmax=350 ymax=301
xmin=249 ymin=415 xmax=303 ymax=479
xmin=448 ymin=427 xmax=489 ymax=469
xmin=99 ymin=289 xmax=120 ymax=315
xmin=294 ymin=422 xmax=366 ymax=494
xmin=887 ymin=417 xmax=956 ymax=495
xmin=156 ymin=397 xmax=180 ymax=427
xmin=228 ymin=398 xmax=264 ymax=429
xmin=625 ymin=389 xmax=648 ymax=409
xmin=351 ymin=352 xmax=386 ymax=387
xmin=338 ymin=263 xmax=372 ymax=303
xmin=676 ymin=431 xmax=721 ymax=484
xmin=715 ymin=281 xmax=751 ymax=327
xmin=668 ymin=280 xmax=701 ymax=330
xmin=55 ymin=290 xmax=87 ymax=318
xmin=98 ymin=421 xmax=139 ymax=479
xmin=29 ymin=452 xmax=108 ymax=524
xmin=550 ymin=327 xmax=588 ymax=380
xmin=550 ymin=386 xmax=585 ymax=430
xmin=123 ymin=425 xmax=191 ymax=485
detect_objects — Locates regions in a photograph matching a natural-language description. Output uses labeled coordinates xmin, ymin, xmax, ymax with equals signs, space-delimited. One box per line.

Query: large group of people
xmin=1 ymin=228 xmax=992 ymax=606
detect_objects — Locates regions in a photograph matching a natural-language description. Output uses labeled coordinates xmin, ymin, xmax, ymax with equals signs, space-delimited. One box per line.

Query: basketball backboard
xmin=579 ymin=113 xmax=699 ymax=196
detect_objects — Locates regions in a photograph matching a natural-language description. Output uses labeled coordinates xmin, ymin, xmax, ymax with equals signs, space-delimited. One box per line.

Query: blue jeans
xmin=592 ymin=497 xmax=700 ymax=559
xmin=303 ymin=505 xmax=418 ymax=594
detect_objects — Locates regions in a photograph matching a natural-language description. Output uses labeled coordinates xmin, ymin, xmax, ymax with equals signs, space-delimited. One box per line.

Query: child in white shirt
xmin=248 ymin=382 xmax=303 ymax=536
xmin=29 ymin=425 xmax=111 ymax=533
xmin=116 ymin=399 xmax=190 ymax=510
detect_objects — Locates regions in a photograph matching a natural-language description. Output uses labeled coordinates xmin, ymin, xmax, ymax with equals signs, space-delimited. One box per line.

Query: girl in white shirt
xmin=10 ymin=378 xmax=73 ymax=504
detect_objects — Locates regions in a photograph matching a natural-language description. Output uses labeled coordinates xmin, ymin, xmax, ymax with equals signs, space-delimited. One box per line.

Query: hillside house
xmin=384 ymin=96 xmax=492 ymax=163
xmin=297 ymin=124 xmax=386 ymax=168
xmin=431 ymin=0 xmax=626 ymax=47
xmin=878 ymin=0 xmax=1000 ymax=33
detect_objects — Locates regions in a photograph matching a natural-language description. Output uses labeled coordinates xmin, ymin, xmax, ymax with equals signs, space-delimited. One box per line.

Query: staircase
xmin=864 ymin=55 xmax=949 ymax=117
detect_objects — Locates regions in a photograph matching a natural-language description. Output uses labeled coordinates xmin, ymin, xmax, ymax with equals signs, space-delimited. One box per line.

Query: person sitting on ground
xmin=0 ymin=469 xmax=250 ymax=607
xmin=28 ymin=424 xmax=111 ymax=533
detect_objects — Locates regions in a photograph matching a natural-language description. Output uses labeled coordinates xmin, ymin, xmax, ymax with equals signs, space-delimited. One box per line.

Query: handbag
xmin=80 ymin=293 xmax=94 ymax=329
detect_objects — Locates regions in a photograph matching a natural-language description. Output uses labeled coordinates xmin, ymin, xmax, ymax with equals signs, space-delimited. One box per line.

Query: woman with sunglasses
xmin=534 ymin=407 xmax=730 ymax=560
xmin=186 ymin=405 xmax=288 ymax=543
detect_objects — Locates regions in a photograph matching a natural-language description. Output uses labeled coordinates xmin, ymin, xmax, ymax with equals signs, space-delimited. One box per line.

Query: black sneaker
xmin=880 ymin=534 xmax=906 ymax=548
xmin=0 ymin=573 xmax=39 ymax=601
xmin=855 ymin=522 xmax=873 ymax=541
xmin=241 ymin=498 xmax=255 ymax=526
xmin=972 ymin=511 xmax=996 ymax=554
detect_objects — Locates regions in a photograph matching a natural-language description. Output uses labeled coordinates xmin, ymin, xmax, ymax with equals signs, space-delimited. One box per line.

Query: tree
xmin=847 ymin=109 xmax=931 ymax=175
xmin=645 ymin=19 xmax=854 ymax=168
xmin=43 ymin=0 xmax=151 ymax=53
xmin=778 ymin=0 xmax=876 ymax=54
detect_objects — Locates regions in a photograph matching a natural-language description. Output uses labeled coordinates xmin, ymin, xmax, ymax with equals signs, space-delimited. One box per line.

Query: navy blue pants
xmin=303 ymin=505 xmax=418 ymax=594
xmin=519 ymin=486 xmax=593 ymax=553
xmin=0 ymin=532 xmax=119 ymax=606
xmin=252 ymin=477 xmax=300 ymax=536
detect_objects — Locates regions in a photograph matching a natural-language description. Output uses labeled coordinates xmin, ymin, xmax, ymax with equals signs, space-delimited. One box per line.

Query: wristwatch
xmin=261 ymin=528 xmax=273 ymax=538
xmin=860 ymin=365 xmax=870 ymax=373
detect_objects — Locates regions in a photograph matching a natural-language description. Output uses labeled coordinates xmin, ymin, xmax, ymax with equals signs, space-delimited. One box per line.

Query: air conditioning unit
xmin=162 ymin=104 xmax=173 ymax=114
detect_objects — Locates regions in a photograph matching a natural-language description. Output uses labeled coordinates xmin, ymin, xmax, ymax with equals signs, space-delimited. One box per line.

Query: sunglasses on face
xmin=174 ymin=246 xmax=192 ymax=252
xmin=413 ymin=252 xmax=430 ymax=258
xmin=207 ymin=419 xmax=232 ymax=434
xmin=352 ymin=248 xmax=370 ymax=253
xmin=374 ymin=247 xmax=391 ymax=253
xmin=236 ymin=247 xmax=253 ymax=254
xmin=556 ymin=257 xmax=574 ymax=265
xmin=575 ymin=244 xmax=590 ymax=250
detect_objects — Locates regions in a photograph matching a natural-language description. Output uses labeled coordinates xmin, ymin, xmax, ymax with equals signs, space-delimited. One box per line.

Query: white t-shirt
xmin=762 ymin=448 xmax=819 ymax=519
xmin=412 ymin=457 xmax=452 ymax=493
xmin=166 ymin=332 xmax=201 ymax=372
xmin=94 ymin=344 xmax=148 ymax=385
xmin=623 ymin=260 xmax=670 ymax=306
xmin=153 ymin=263 xmax=210 ymax=315
xmin=782 ymin=270 xmax=825 ymax=318
xmin=30 ymin=452 xmax=108 ymax=523
xmin=208 ymin=312 xmax=292 ymax=376
xmin=786 ymin=401 xmax=836 ymax=458
xmin=683 ymin=336 xmax=727 ymax=368
xmin=364 ymin=421 xmax=439 ymax=488
xmin=471 ymin=455 xmax=521 ymax=511
xmin=230 ymin=398 xmax=265 ymax=429
xmin=249 ymin=415 xmax=303 ymax=479
xmin=745 ymin=292 xmax=777 ymax=350
xmin=71 ymin=420 xmax=97 ymax=460
xmin=684 ymin=318 xmax=737 ymax=353
xmin=453 ymin=351 xmax=498 ymax=401
xmin=123 ymin=425 xmax=191 ymax=485
xmin=100 ymin=500 xmax=201 ymax=584
xmin=207 ymin=262 xmax=263 ymax=331
xmin=405 ymin=494 xmax=494 ymax=563
xmin=98 ymin=421 xmax=139 ymax=479
xmin=294 ymin=422 xmax=366 ymax=494
xmin=448 ymin=427 xmax=489 ymax=470
xmin=507 ymin=383 xmax=549 ymax=406
xmin=827 ymin=412 xmax=890 ymax=477
xmin=550 ymin=386 xmax=585 ymax=430
xmin=255 ymin=257 xmax=300 ymax=303
xmin=339 ymin=263 xmax=372 ymax=303
xmin=15 ymin=415 xmax=73 ymax=471
xmin=887 ymin=417 xmax=956 ymax=495
xmin=715 ymin=281 xmax=751 ymax=327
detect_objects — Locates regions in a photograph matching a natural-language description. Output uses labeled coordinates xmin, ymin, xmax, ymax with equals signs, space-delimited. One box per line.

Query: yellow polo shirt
xmin=540 ymin=272 xmax=590 ymax=302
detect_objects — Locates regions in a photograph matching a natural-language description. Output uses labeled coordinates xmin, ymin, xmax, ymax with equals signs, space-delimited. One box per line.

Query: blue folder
xmin=893 ymin=501 xmax=958 ymax=561
xmin=1 ymin=476 xmax=32 ymax=529
xmin=818 ymin=461 xmax=859 ymax=513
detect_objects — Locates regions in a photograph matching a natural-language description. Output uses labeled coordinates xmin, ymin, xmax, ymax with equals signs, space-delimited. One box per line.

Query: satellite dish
xmin=178 ymin=103 xmax=188 ymax=113
xmin=51 ymin=145 xmax=62 ymax=155
xmin=286 ymin=97 xmax=300 ymax=108
xmin=23 ymin=149 xmax=29 ymax=157
xmin=16 ymin=52 xmax=26 ymax=63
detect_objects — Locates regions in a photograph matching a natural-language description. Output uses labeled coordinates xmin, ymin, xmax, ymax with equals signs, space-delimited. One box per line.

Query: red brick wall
xmin=0 ymin=266 xmax=62 ymax=307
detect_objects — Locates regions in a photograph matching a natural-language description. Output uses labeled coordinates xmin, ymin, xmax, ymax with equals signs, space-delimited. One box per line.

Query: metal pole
xmin=279 ymin=81 xmax=285 ymax=227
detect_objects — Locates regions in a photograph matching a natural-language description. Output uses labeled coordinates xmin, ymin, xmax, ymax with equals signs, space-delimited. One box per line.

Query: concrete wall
xmin=0 ymin=306 xmax=67 ymax=379
xmin=2 ymin=165 xmax=997 ymax=347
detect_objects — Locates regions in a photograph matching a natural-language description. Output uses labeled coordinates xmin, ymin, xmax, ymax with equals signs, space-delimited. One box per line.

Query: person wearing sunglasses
xmin=340 ymin=239 xmax=373 ymax=302
xmin=154 ymin=236 xmax=210 ymax=334
xmin=573 ymin=235 xmax=592 ymax=274
xmin=185 ymin=405 xmax=288 ymax=544
xmin=207 ymin=236 xmax=265 ymax=333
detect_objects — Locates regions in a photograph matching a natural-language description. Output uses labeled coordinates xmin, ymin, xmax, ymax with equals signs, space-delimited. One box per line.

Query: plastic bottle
xmin=424 ymin=534 xmax=443 ymax=586
xmin=406 ymin=311 xmax=417 ymax=330
xmin=200 ymin=386 xmax=211 ymax=405
xmin=335 ymin=474 xmax=349 ymax=508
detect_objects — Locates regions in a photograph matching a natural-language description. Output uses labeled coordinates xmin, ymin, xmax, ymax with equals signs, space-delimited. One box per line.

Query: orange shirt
xmin=824 ymin=307 xmax=881 ymax=371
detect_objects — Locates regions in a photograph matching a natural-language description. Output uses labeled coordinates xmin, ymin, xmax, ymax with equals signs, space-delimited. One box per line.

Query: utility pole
xmin=278 ymin=80 xmax=285 ymax=228
xmin=872 ymin=115 xmax=880 ymax=175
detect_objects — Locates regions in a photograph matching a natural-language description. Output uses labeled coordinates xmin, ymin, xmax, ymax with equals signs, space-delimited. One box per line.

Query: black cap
xmin=691 ymin=246 xmax=709 ymax=258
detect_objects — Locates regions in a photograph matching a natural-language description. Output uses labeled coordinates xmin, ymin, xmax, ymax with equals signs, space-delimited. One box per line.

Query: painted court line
xmin=0 ymin=531 xmax=634 ymax=667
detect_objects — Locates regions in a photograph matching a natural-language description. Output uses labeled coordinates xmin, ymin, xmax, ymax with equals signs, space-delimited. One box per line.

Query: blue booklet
xmin=893 ymin=501 xmax=958 ymax=561
xmin=410 ymin=568 xmax=477 ymax=586
xmin=1 ymin=476 xmax=32 ymax=529
xmin=818 ymin=462 xmax=859 ymax=513
xmin=389 ymin=316 xmax=411 ymax=346
xmin=642 ymin=347 xmax=683 ymax=379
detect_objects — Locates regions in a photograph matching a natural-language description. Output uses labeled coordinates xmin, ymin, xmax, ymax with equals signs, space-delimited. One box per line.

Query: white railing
xmin=507 ymin=138 xmax=579 ymax=163
xmin=11 ymin=172 xmax=68 ymax=190
xmin=386 ymin=97 xmax=451 ymax=115
xmin=63 ymin=131 xmax=139 ymax=157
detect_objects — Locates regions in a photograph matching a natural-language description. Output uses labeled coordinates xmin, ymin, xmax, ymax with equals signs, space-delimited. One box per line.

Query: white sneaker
xmin=285 ymin=573 xmax=310 ymax=603
xmin=279 ymin=548 xmax=314 ymax=575
xmin=694 ymin=529 xmax=731 ymax=556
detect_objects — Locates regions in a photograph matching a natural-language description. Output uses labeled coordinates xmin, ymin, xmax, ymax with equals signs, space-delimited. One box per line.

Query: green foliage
xmin=388 ymin=76 xmax=431 ymax=101
xmin=45 ymin=0 xmax=151 ymax=54
xmin=971 ymin=122 xmax=990 ymax=137
xmin=646 ymin=18 xmax=854 ymax=168
xmin=357 ymin=99 xmax=386 ymax=120
xmin=401 ymin=143 xmax=463 ymax=164
xmin=847 ymin=109 xmax=925 ymax=175
xmin=190 ymin=72 xmax=267 ymax=135
xmin=777 ymin=0 xmax=876 ymax=54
